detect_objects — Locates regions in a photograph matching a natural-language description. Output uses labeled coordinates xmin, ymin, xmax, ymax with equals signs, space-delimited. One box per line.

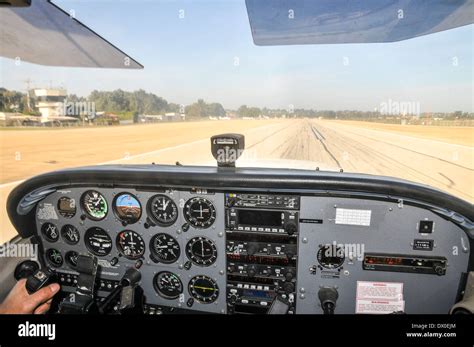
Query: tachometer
xmin=183 ymin=197 xmax=216 ymax=228
xmin=45 ymin=248 xmax=63 ymax=267
xmin=84 ymin=227 xmax=112 ymax=256
xmin=116 ymin=230 xmax=145 ymax=259
xmin=185 ymin=236 xmax=217 ymax=266
xmin=61 ymin=224 xmax=80 ymax=245
xmin=150 ymin=233 xmax=180 ymax=264
xmin=188 ymin=275 xmax=219 ymax=303
xmin=57 ymin=197 xmax=76 ymax=218
xmin=148 ymin=194 xmax=178 ymax=226
xmin=154 ymin=271 xmax=183 ymax=299
xmin=317 ymin=244 xmax=345 ymax=269
xmin=81 ymin=190 xmax=108 ymax=220
xmin=41 ymin=223 xmax=59 ymax=242
xmin=113 ymin=193 xmax=141 ymax=224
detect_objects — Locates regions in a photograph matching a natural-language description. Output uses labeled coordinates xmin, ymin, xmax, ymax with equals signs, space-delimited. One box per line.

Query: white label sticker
xmin=356 ymin=281 xmax=404 ymax=314
xmin=357 ymin=281 xmax=404 ymax=300
xmin=335 ymin=208 xmax=371 ymax=226
xmin=37 ymin=203 xmax=58 ymax=220
xmin=356 ymin=299 xmax=405 ymax=314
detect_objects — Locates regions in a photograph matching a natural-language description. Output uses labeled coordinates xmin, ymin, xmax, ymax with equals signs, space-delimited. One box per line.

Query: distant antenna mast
xmin=24 ymin=78 xmax=32 ymax=112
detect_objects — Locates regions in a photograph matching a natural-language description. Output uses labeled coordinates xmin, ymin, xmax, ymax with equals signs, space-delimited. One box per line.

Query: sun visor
xmin=0 ymin=0 xmax=143 ymax=68
xmin=245 ymin=0 xmax=474 ymax=45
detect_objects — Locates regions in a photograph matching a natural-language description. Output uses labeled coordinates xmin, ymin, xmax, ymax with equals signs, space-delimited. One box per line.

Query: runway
xmin=1 ymin=119 xmax=472 ymax=243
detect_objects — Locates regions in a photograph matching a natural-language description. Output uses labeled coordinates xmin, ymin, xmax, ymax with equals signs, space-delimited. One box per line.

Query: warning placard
xmin=356 ymin=281 xmax=405 ymax=314
xmin=356 ymin=299 xmax=405 ymax=314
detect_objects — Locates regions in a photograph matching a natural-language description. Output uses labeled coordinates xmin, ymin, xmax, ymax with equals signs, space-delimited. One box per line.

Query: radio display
xmin=238 ymin=210 xmax=282 ymax=227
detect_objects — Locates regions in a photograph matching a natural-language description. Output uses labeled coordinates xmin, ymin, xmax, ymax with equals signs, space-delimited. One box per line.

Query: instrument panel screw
xmin=219 ymin=270 xmax=224 ymax=275
xmin=218 ymin=232 xmax=223 ymax=237
xmin=302 ymin=237 xmax=308 ymax=243
xmin=299 ymin=294 xmax=305 ymax=299
xmin=300 ymin=287 xmax=305 ymax=293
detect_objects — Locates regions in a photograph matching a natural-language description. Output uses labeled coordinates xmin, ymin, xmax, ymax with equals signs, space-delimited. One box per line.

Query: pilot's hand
xmin=0 ymin=279 xmax=60 ymax=314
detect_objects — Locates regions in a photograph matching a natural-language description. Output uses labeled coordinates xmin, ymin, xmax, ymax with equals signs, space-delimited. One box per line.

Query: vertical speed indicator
xmin=116 ymin=230 xmax=145 ymax=260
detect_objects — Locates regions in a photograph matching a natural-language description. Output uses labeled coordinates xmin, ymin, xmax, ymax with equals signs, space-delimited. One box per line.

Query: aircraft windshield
xmin=0 ymin=0 xmax=473 ymax=244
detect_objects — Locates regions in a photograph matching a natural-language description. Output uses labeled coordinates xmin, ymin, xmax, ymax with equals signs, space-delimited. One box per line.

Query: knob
xmin=434 ymin=265 xmax=445 ymax=276
xmin=285 ymin=223 xmax=297 ymax=235
xmin=247 ymin=244 xmax=258 ymax=256
xmin=247 ymin=266 xmax=257 ymax=278
xmin=282 ymin=282 xmax=295 ymax=294
xmin=14 ymin=260 xmax=39 ymax=281
xmin=318 ymin=287 xmax=339 ymax=314
xmin=284 ymin=270 xmax=294 ymax=281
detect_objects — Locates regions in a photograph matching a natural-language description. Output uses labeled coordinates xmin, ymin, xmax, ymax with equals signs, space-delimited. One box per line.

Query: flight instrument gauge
xmin=183 ymin=197 xmax=216 ymax=228
xmin=65 ymin=250 xmax=79 ymax=268
xmin=150 ymin=233 xmax=180 ymax=264
xmin=188 ymin=275 xmax=219 ymax=303
xmin=154 ymin=271 xmax=183 ymax=299
xmin=61 ymin=224 xmax=80 ymax=245
xmin=41 ymin=223 xmax=59 ymax=242
xmin=317 ymin=244 xmax=345 ymax=269
xmin=57 ymin=197 xmax=76 ymax=218
xmin=113 ymin=193 xmax=142 ymax=224
xmin=185 ymin=236 xmax=217 ymax=266
xmin=116 ymin=230 xmax=145 ymax=259
xmin=84 ymin=227 xmax=112 ymax=256
xmin=148 ymin=194 xmax=178 ymax=226
xmin=46 ymin=248 xmax=63 ymax=267
xmin=81 ymin=190 xmax=108 ymax=220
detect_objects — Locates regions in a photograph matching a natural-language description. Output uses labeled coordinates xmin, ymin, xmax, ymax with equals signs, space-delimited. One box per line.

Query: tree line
xmin=1 ymin=88 xmax=472 ymax=120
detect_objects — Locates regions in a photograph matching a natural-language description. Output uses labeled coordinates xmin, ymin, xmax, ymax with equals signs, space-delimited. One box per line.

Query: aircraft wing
xmin=0 ymin=0 xmax=143 ymax=68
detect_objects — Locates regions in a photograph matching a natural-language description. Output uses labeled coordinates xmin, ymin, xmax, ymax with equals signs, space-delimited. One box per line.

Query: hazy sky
xmin=1 ymin=0 xmax=473 ymax=112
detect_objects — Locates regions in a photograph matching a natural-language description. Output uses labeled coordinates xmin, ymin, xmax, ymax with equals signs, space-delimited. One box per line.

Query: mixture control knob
xmin=285 ymin=223 xmax=297 ymax=235
xmin=318 ymin=287 xmax=339 ymax=315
